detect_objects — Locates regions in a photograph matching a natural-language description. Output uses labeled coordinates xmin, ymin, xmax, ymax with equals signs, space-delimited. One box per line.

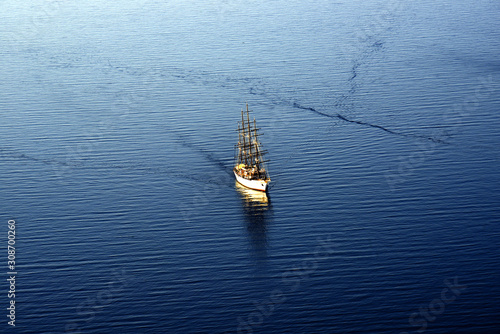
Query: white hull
xmin=235 ymin=182 xmax=269 ymax=205
xmin=234 ymin=171 xmax=269 ymax=192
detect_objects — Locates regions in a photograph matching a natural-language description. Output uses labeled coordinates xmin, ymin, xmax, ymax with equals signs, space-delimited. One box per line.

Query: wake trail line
xmin=0 ymin=145 xmax=232 ymax=187
xmin=0 ymin=146 xmax=81 ymax=167
xmin=291 ymin=103 xmax=449 ymax=145
xmin=175 ymin=134 xmax=233 ymax=175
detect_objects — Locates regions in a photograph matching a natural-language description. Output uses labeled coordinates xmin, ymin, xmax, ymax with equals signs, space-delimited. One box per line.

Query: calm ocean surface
xmin=1 ymin=1 xmax=500 ymax=333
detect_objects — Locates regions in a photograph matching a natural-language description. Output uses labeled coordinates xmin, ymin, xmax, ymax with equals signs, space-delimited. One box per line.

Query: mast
xmin=246 ymin=104 xmax=253 ymax=167
xmin=253 ymin=117 xmax=260 ymax=177
xmin=238 ymin=129 xmax=243 ymax=164
xmin=241 ymin=109 xmax=247 ymax=165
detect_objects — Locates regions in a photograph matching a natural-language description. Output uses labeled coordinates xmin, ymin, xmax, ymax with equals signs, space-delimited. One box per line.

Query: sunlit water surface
xmin=1 ymin=1 xmax=500 ymax=333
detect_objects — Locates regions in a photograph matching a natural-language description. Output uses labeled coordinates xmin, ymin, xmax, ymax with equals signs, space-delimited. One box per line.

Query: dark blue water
xmin=1 ymin=1 xmax=500 ymax=333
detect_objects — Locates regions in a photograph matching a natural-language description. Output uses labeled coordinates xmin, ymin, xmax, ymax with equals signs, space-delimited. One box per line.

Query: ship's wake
xmin=0 ymin=146 xmax=81 ymax=167
xmin=42 ymin=44 xmax=450 ymax=146
xmin=0 ymin=143 xmax=233 ymax=188
xmin=174 ymin=134 xmax=232 ymax=175
xmin=291 ymin=102 xmax=449 ymax=144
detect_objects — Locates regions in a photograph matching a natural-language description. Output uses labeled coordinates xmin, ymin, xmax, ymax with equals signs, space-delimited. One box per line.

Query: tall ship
xmin=234 ymin=104 xmax=271 ymax=192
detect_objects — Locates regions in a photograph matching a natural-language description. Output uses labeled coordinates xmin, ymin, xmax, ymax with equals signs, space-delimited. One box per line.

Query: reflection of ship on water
xmin=235 ymin=182 xmax=273 ymax=262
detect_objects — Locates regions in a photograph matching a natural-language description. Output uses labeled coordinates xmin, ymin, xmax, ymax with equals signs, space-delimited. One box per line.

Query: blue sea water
xmin=1 ymin=0 xmax=500 ymax=333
